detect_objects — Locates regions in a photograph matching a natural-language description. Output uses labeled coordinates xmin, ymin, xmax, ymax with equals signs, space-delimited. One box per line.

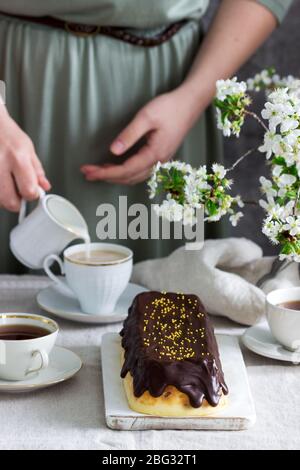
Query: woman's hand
xmin=0 ymin=106 xmax=51 ymax=212
xmin=81 ymin=87 xmax=201 ymax=185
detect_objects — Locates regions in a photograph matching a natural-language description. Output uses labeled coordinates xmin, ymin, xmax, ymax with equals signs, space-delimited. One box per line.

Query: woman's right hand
xmin=0 ymin=105 xmax=51 ymax=212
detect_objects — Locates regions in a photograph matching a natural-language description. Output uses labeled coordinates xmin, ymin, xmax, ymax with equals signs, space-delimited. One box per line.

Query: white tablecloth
xmin=0 ymin=275 xmax=299 ymax=450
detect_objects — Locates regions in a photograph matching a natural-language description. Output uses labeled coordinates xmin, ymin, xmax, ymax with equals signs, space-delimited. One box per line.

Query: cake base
xmin=123 ymin=367 xmax=227 ymax=417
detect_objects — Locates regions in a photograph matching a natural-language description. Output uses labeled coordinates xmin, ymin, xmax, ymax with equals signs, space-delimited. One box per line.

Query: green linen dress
xmin=0 ymin=0 xmax=292 ymax=273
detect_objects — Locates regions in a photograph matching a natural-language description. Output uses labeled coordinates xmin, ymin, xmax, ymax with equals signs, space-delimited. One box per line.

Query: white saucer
xmin=37 ymin=282 xmax=148 ymax=324
xmin=242 ymin=322 xmax=300 ymax=364
xmin=0 ymin=346 xmax=82 ymax=393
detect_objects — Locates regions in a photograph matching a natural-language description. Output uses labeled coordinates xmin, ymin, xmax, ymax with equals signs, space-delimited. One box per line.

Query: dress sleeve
xmin=257 ymin=0 xmax=293 ymax=23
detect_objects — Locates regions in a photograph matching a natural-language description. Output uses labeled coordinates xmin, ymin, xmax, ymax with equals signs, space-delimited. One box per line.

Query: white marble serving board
xmin=101 ymin=333 xmax=256 ymax=431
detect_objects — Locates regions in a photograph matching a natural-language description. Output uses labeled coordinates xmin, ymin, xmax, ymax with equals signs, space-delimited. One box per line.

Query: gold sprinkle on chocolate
xmin=141 ymin=292 xmax=207 ymax=361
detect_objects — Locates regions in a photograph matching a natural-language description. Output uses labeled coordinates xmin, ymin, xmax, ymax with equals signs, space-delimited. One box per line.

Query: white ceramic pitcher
xmin=10 ymin=188 xmax=89 ymax=269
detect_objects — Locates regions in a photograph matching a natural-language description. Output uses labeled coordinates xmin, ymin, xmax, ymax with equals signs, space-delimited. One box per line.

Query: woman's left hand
xmin=80 ymin=88 xmax=200 ymax=185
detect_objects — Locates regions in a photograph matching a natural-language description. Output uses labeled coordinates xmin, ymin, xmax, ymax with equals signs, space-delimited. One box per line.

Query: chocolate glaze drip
xmin=120 ymin=292 xmax=228 ymax=408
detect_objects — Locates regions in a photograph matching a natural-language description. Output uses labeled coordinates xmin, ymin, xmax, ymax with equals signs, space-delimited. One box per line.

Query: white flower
xmin=260 ymin=69 xmax=272 ymax=86
xmin=282 ymin=200 xmax=296 ymax=218
xmin=206 ymin=212 xmax=222 ymax=222
xmin=184 ymin=174 xmax=200 ymax=207
xmin=148 ymin=174 xmax=158 ymax=199
xmin=220 ymin=197 xmax=232 ymax=211
xmin=278 ymin=187 xmax=288 ymax=198
xmin=234 ymin=195 xmax=245 ymax=208
xmin=195 ymin=166 xmax=207 ymax=179
xmin=278 ymin=130 xmax=300 ymax=166
xmin=246 ymin=78 xmax=256 ymax=91
xmin=247 ymin=70 xmax=272 ymax=90
xmin=160 ymin=161 xmax=192 ymax=173
xmin=212 ymin=163 xmax=227 ymax=179
xmin=206 ymin=205 xmax=226 ymax=222
xmin=229 ymin=211 xmax=243 ymax=227
xmin=272 ymin=165 xmax=282 ymax=177
xmin=231 ymin=121 xmax=243 ymax=138
xmin=280 ymin=117 xmax=299 ymax=133
xmin=197 ymin=180 xmax=211 ymax=192
xmin=259 ymin=176 xmax=277 ymax=197
xmin=183 ymin=168 xmax=211 ymax=208
xmin=259 ymin=132 xmax=282 ymax=159
xmin=224 ymin=178 xmax=233 ymax=189
xmin=277 ymin=173 xmax=297 ymax=187
xmin=268 ymin=87 xmax=291 ymax=105
xmin=216 ymin=108 xmax=232 ymax=137
xmin=281 ymin=76 xmax=300 ymax=93
xmin=153 ymin=161 xmax=161 ymax=172
xmin=247 ymin=70 xmax=274 ymax=91
xmin=261 ymin=102 xmax=288 ymax=132
xmin=155 ymin=199 xmax=183 ymax=222
xmin=259 ymin=196 xmax=276 ymax=212
xmin=261 ymin=88 xmax=297 ymax=132
xmin=262 ymin=218 xmax=281 ymax=244
xmin=221 ymin=118 xmax=232 ymax=137
xmin=260 ymin=198 xmax=291 ymax=220
xmin=272 ymin=74 xmax=281 ymax=85
xmin=261 ymin=104 xmax=283 ymax=132
xmin=216 ymin=77 xmax=247 ymax=101
xmin=259 ymin=176 xmax=272 ymax=190
xmin=282 ymin=216 xmax=300 ymax=236
xmin=284 ymin=128 xmax=300 ymax=145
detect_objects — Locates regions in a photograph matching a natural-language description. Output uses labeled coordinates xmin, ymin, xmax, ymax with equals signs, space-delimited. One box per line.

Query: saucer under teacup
xmin=37 ymin=282 xmax=149 ymax=324
xmin=242 ymin=322 xmax=300 ymax=364
xmin=0 ymin=346 xmax=82 ymax=393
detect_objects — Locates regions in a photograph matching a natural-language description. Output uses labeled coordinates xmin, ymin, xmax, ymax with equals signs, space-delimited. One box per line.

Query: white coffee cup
xmin=266 ymin=287 xmax=300 ymax=351
xmin=10 ymin=188 xmax=89 ymax=269
xmin=43 ymin=243 xmax=133 ymax=315
xmin=0 ymin=313 xmax=58 ymax=381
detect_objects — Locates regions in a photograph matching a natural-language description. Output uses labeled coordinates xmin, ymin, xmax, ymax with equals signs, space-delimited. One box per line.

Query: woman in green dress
xmin=0 ymin=0 xmax=292 ymax=273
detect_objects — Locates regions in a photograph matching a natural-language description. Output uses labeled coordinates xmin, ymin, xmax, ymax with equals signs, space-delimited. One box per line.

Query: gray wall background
xmin=204 ymin=0 xmax=300 ymax=255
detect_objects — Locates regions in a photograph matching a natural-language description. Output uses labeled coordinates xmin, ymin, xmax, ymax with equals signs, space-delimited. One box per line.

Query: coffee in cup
xmin=276 ymin=300 xmax=300 ymax=310
xmin=266 ymin=287 xmax=300 ymax=351
xmin=67 ymin=249 xmax=128 ymax=265
xmin=0 ymin=324 xmax=50 ymax=341
xmin=0 ymin=314 xmax=58 ymax=381
xmin=43 ymin=243 xmax=133 ymax=315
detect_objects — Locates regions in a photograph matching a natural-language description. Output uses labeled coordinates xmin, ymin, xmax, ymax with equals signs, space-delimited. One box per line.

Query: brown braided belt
xmin=1 ymin=12 xmax=186 ymax=47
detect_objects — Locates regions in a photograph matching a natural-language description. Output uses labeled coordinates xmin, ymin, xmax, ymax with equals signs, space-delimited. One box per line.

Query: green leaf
xmin=206 ymin=200 xmax=218 ymax=216
xmin=267 ymin=66 xmax=276 ymax=76
xmin=271 ymin=157 xmax=286 ymax=166
xmin=285 ymin=190 xmax=297 ymax=199
xmin=280 ymin=242 xmax=296 ymax=256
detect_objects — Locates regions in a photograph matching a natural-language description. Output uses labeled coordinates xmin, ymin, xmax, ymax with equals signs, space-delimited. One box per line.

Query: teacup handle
xmin=26 ymin=349 xmax=49 ymax=376
xmin=43 ymin=254 xmax=68 ymax=291
xmin=18 ymin=186 xmax=46 ymax=224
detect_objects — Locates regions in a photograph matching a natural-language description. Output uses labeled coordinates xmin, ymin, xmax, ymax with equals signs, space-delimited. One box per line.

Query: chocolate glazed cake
xmin=120 ymin=292 xmax=228 ymax=417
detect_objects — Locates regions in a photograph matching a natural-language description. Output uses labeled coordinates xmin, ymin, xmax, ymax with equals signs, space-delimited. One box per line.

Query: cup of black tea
xmin=266 ymin=287 xmax=300 ymax=351
xmin=0 ymin=313 xmax=58 ymax=380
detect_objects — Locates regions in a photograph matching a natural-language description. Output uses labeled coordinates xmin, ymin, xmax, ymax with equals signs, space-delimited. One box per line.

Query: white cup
xmin=10 ymin=188 xmax=89 ymax=269
xmin=43 ymin=243 xmax=133 ymax=315
xmin=266 ymin=287 xmax=300 ymax=351
xmin=0 ymin=313 xmax=58 ymax=381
